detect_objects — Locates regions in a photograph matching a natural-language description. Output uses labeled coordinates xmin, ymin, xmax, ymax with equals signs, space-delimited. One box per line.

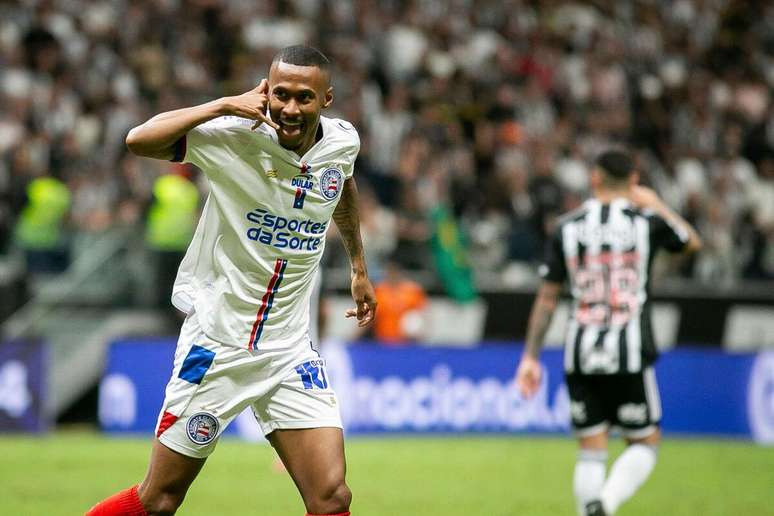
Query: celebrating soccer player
xmin=515 ymin=150 xmax=702 ymax=516
xmin=87 ymin=45 xmax=376 ymax=516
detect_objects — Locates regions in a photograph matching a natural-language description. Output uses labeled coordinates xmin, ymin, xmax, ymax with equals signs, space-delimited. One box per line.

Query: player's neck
xmin=594 ymin=188 xmax=629 ymax=204
xmin=293 ymin=120 xmax=324 ymax=156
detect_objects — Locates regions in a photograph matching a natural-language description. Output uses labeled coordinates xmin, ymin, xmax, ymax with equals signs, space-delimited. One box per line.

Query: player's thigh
xmin=155 ymin=318 xmax=273 ymax=459
xmin=268 ymin=426 xmax=347 ymax=495
xmin=610 ymin=367 xmax=662 ymax=440
xmin=566 ymin=374 xmax=610 ymax=442
xmin=255 ymin=358 xmax=346 ymax=495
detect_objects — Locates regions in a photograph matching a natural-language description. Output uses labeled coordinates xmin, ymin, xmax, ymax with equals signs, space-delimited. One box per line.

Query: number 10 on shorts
xmin=295 ymin=360 xmax=329 ymax=390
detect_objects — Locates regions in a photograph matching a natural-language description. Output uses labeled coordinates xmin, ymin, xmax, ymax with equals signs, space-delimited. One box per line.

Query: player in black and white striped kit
xmin=515 ymin=150 xmax=702 ymax=516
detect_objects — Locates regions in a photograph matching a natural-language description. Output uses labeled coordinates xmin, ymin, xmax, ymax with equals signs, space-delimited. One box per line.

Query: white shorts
xmin=155 ymin=315 xmax=342 ymax=459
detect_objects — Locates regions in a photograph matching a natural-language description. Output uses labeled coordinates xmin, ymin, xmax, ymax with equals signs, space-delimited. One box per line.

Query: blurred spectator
xmin=145 ymin=170 xmax=200 ymax=308
xmin=373 ymin=260 xmax=428 ymax=344
xmin=14 ymin=174 xmax=70 ymax=272
xmin=0 ymin=0 xmax=771 ymax=294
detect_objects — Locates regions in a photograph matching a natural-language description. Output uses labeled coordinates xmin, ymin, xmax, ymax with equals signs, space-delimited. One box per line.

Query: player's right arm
xmin=629 ymin=185 xmax=703 ymax=253
xmin=125 ymin=79 xmax=278 ymax=160
xmin=516 ymin=281 xmax=562 ymax=398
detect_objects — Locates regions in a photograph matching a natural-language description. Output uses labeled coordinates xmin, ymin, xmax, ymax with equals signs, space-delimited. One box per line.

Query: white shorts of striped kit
xmin=154 ymin=314 xmax=342 ymax=459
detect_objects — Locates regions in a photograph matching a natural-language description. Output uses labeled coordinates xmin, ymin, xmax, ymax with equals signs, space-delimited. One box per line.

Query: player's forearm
xmin=524 ymin=282 xmax=561 ymax=359
xmin=332 ymin=178 xmax=368 ymax=277
xmin=125 ymin=99 xmax=228 ymax=160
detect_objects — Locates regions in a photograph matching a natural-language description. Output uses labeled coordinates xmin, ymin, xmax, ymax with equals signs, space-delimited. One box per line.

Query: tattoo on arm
xmin=524 ymin=283 xmax=561 ymax=358
xmin=332 ymin=178 xmax=366 ymax=274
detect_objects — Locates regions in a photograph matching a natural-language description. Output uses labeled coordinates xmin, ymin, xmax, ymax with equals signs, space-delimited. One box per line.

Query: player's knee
xmin=309 ymin=479 xmax=351 ymax=513
xmin=331 ymin=482 xmax=352 ymax=510
xmin=628 ymin=427 xmax=661 ymax=447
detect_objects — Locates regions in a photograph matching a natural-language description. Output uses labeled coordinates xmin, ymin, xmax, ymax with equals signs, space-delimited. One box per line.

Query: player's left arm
xmin=516 ymin=281 xmax=562 ymax=398
xmin=332 ymin=177 xmax=377 ymax=327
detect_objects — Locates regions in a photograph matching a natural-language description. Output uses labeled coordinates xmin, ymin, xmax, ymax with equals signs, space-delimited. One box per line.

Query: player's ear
xmin=630 ymin=171 xmax=640 ymax=186
xmin=323 ymin=87 xmax=333 ymax=109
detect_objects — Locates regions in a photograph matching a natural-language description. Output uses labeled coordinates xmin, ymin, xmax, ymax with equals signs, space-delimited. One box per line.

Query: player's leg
xmin=255 ymin=356 xmax=349 ymax=515
xmin=269 ymin=427 xmax=351 ymax=515
xmin=86 ymin=441 xmax=205 ymax=516
xmin=88 ymin=316 xmax=247 ymax=515
xmin=139 ymin=440 xmax=208 ymax=514
xmin=566 ymin=374 xmax=610 ymax=516
xmin=599 ymin=367 xmax=662 ymax=515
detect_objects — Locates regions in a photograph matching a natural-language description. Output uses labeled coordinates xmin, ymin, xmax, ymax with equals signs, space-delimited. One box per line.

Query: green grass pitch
xmin=0 ymin=432 xmax=771 ymax=515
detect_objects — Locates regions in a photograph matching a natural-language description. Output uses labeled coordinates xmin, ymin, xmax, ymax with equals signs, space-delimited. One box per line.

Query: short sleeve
xmin=336 ymin=119 xmax=360 ymax=179
xmin=171 ymin=116 xmax=254 ymax=170
xmin=538 ymin=228 xmax=567 ymax=283
xmin=649 ymin=214 xmax=689 ymax=252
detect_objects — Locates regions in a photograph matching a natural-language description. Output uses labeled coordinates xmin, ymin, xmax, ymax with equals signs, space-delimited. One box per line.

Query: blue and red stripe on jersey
xmin=247 ymin=258 xmax=288 ymax=350
xmin=293 ymin=187 xmax=307 ymax=209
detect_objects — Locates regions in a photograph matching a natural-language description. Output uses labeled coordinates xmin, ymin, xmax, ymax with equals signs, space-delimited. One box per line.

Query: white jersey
xmin=170 ymin=115 xmax=359 ymax=352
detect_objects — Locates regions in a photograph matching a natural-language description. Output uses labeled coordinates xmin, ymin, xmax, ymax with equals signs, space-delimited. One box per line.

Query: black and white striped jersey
xmin=540 ymin=198 xmax=690 ymax=375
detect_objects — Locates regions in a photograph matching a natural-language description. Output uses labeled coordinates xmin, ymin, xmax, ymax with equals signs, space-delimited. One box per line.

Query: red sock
xmin=86 ymin=485 xmax=147 ymax=516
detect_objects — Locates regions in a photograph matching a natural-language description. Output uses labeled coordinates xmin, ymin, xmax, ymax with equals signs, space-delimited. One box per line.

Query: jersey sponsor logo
xmin=265 ymin=169 xmax=279 ymax=179
xmin=320 ymin=168 xmax=343 ymax=200
xmin=291 ymin=174 xmax=315 ymax=191
xmin=291 ymin=174 xmax=314 ymax=209
xmin=186 ymin=412 xmax=219 ymax=445
xmin=295 ymin=359 xmax=329 ymax=390
xmin=246 ymin=207 xmax=327 ymax=251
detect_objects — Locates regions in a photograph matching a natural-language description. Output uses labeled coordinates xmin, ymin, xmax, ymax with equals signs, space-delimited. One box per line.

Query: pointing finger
xmin=255 ymin=78 xmax=268 ymax=94
xmin=251 ymin=111 xmax=279 ymax=131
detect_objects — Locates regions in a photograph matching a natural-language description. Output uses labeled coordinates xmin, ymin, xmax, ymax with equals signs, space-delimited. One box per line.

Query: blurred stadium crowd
xmin=1 ymin=0 xmax=773 ymax=292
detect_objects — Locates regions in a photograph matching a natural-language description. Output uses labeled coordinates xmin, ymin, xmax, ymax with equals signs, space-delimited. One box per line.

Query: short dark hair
xmin=596 ymin=150 xmax=633 ymax=180
xmin=272 ymin=45 xmax=330 ymax=70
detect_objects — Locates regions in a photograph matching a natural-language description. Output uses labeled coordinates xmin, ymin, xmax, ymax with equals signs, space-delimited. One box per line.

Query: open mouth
xmin=279 ymin=119 xmax=304 ymax=139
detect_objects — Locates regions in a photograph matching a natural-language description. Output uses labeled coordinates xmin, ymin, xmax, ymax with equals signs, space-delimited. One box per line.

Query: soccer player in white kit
xmin=87 ymin=46 xmax=376 ymax=516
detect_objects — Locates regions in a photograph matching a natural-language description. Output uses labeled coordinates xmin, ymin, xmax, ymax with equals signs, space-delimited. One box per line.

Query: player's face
xmin=268 ymin=61 xmax=333 ymax=153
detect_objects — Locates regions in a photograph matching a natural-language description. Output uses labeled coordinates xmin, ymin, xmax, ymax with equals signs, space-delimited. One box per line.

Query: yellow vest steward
xmin=146 ymin=174 xmax=199 ymax=251
xmin=15 ymin=176 xmax=70 ymax=250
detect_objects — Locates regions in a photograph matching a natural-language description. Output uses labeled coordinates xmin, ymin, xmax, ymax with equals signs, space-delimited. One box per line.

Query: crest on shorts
xmin=320 ymin=168 xmax=343 ymax=200
xmin=186 ymin=412 xmax=219 ymax=445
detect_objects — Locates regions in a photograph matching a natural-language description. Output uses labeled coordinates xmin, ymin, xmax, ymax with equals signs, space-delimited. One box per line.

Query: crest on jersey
xmin=186 ymin=412 xmax=219 ymax=445
xmin=320 ymin=168 xmax=343 ymax=200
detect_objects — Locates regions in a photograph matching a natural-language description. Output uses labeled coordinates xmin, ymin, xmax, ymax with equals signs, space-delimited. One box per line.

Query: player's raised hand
xmin=345 ymin=274 xmax=377 ymax=327
xmin=515 ymin=354 xmax=543 ymax=399
xmin=221 ymin=79 xmax=279 ymax=131
xmin=628 ymin=185 xmax=662 ymax=210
